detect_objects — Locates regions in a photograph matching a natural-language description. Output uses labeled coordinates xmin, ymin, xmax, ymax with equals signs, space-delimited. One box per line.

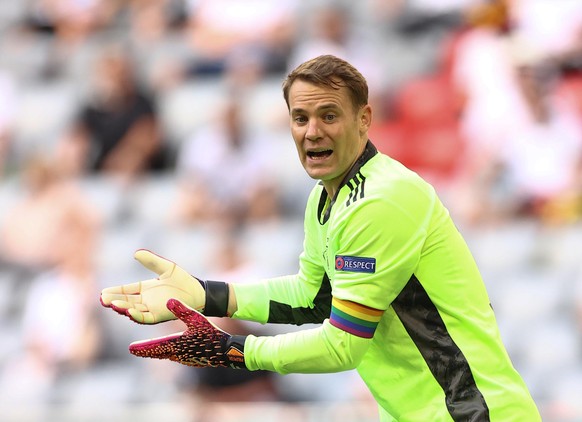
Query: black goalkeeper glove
xmin=129 ymin=298 xmax=247 ymax=369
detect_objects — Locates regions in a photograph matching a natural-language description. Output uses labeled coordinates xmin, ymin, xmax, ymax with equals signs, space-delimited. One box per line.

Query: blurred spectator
xmin=288 ymin=3 xmax=380 ymax=83
xmin=56 ymin=44 xmax=171 ymax=184
xmin=0 ymin=71 xmax=17 ymax=177
xmin=125 ymin=0 xmax=189 ymax=89
xmin=170 ymin=93 xmax=281 ymax=227
xmin=23 ymin=0 xmax=118 ymax=44
xmin=288 ymin=4 xmax=354 ymax=67
xmin=0 ymin=245 xmax=103 ymax=404
xmin=181 ymin=0 xmax=298 ymax=82
xmin=0 ymin=154 xmax=103 ymax=403
xmin=454 ymin=44 xmax=582 ymax=224
xmin=554 ymin=23 xmax=582 ymax=76
xmin=445 ymin=0 xmax=525 ymax=221
xmin=380 ymin=0 xmax=468 ymax=37
xmin=22 ymin=0 xmax=122 ymax=80
xmin=127 ymin=0 xmax=186 ymax=46
xmin=449 ymin=0 xmax=520 ymax=152
xmin=553 ymin=24 xmax=582 ymax=124
xmin=0 ymin=154 xmax=102 ymax=270
xmin=510 ymin=0 xmax=582 ymax=58
xmin=361 ymin=0 xmax=470 ymax=101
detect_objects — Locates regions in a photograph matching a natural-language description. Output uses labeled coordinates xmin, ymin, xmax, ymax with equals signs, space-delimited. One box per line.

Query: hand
xmin=100 ymin=249 xmax=206 ymax=324
xmin=129 ymin=298 xmax=246 ymax=369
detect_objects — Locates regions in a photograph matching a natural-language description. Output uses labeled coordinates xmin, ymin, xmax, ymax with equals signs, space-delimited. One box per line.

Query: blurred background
xmin=0 ymin=0 xmax=581 ymax=421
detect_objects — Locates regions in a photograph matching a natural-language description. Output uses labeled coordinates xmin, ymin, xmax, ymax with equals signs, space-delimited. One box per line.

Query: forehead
xmin=288 ymin=79 xmax=352 ymax=112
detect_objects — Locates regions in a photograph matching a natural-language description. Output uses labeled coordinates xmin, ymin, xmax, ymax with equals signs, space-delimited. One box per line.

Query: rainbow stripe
xmin=329 ymin=298 xmax=383 ymax=338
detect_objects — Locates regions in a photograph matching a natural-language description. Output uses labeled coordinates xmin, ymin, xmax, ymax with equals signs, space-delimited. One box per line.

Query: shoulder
xmin=365 ymin=153 xmax=432 ymax=190
xmin=325 ymin=155 xmax=441 ymax=245
xmin=342 ymin=153 xmax=436 ymax=217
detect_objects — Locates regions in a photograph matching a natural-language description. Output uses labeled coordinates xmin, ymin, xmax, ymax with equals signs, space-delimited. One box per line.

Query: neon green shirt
xmin=233 ymin=142 xmax=540 ymax=421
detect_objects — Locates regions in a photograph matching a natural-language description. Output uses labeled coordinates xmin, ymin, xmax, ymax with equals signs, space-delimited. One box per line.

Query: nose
xmin=305 ymin=118 xmax=322 ymax=141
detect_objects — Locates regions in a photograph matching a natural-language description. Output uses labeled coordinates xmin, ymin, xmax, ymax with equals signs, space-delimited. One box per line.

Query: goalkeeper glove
xmin=129 ymin=298 xmax=246 ymax=369
xmin=100 ymin=249 xmax=230 ymax=324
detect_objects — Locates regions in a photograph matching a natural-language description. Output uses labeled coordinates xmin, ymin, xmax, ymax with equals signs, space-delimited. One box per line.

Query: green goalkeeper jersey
xmin=233 ymin=141 xmax=540 ymax=421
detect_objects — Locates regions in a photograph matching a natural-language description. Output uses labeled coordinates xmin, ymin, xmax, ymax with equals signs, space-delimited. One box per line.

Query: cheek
xmin=291 ymin=129 xmax=304 ymax=150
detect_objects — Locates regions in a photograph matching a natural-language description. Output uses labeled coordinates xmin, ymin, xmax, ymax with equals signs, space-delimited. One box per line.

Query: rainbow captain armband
xmin=329 ymin=297 xmax=383 ymax=339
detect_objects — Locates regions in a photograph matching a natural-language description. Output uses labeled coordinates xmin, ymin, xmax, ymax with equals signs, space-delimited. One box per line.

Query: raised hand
xmin=100 ymin=249 xmax=206 ymax=324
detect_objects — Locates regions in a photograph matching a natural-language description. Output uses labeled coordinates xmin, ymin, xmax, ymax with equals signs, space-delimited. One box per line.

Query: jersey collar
xmin=317 ymin=140 xmax=378 ymax=225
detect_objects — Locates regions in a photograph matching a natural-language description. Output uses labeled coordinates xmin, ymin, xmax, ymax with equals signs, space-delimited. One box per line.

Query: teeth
xmin=308 ymin=150 xmax=332 ymax=158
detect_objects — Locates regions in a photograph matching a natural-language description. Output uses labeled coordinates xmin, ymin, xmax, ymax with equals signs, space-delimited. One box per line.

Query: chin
xmin=305 ymin=170 xmax=323 ymax=180
xmin=307 ymin=170 xmax=334 ymax=182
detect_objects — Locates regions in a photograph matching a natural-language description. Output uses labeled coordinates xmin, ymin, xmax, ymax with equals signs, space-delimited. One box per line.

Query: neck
xmin=323 ymin=139 xmax=373 ymax=198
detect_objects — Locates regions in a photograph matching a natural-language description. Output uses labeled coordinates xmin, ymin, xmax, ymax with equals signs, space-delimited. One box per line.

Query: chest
xmin=313 ymin=198 xmax=347 ymax=278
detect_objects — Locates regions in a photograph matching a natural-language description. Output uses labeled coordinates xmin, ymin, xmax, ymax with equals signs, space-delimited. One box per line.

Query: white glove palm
xmin=100 ymin=249 xmax=205 ymax=324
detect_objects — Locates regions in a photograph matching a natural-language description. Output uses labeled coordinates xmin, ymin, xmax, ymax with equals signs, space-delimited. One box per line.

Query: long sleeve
xmin=243 ymin=319 xmax=371 ymax=374
xmin=232 ymin=273 xmax=332 ymax=325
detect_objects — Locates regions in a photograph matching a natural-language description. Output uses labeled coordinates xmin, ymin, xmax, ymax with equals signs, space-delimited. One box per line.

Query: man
xmin=101 ymin=55 xmax=541 ymax=421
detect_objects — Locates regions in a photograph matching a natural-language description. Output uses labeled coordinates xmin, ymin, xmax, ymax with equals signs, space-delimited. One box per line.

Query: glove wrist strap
xmin=203 ymin=280 xmax=230 ymax=317
xmin=226 ymin=335 xmax=247 ymax=369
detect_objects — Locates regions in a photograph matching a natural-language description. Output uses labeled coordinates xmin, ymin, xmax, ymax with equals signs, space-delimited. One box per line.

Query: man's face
xmin=288 ymin=79 xmax=371 ymax=196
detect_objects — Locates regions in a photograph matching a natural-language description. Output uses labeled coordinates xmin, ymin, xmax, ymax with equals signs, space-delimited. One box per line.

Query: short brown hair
xmin=282 ymin=55 xmax=369 ymax=112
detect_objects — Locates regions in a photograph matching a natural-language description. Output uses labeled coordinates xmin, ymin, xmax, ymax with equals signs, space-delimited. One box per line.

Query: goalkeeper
xmin=101 ymin=55 xmax=541 ymax=421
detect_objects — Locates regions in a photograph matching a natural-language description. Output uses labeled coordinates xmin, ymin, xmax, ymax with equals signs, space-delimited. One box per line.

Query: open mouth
xmin=307 ymin=149 xmax=333 ymax=160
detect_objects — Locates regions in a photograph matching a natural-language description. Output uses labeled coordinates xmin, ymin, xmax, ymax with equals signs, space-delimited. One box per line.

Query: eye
xmin=323 ymin=113 xmax=336 ymax=122
xmin=294 ymin=115 xmax=307 ymax=124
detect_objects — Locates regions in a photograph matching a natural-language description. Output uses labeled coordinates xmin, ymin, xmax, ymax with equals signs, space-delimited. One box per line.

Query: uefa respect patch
xmin=335 ymin=255 xmax=376 ymax=273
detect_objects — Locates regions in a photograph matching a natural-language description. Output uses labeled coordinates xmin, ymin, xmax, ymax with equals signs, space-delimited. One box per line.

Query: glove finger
xmin=104 ymin=295 xmax=144 ymax=308
xmin=108 ymin=300 xmax=169 ymax=325
xmin=107 ymin=300 xmax=148 ymax=321
xmin=166 ymin=298 xmax=206 ymax=326
xmin=109 ymin=301 xmax=132 ymax=318
xmin=101 ymin=293 xmax=133 ymax=307
xmin=127 ymin=308 xmax=161 ymax=324
xmin=100 ymin=282 xmax=143 ymax=305
xmin=129 ymin=333 xmax=206 ymax=367
xmin=129 ymin=332 xmax=182 ymax=360
xmin=167 ymin=298 xmax=224 ymax=335
xmin=110 ymin=300 xmax=148 ymax=312
xmin=134 ymin=249 xmax=176 ymax=277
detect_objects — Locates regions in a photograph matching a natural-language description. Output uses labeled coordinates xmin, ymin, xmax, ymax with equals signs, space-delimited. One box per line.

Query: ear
xmin=359 ymin=104 xmax=372 ymax=133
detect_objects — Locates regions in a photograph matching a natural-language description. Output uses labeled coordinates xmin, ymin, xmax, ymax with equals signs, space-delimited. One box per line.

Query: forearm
xmin=104 ymin=118 xmax=160 ymax=172
xmin=229 ymin=280 xmax=274 ymax=323
xmin=243 ymin=320 xmax=371 ymax=374
xmin=230 ymin=274 xmax=332 ymax=325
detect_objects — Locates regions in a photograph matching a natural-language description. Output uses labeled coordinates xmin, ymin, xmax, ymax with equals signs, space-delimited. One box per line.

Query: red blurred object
xmin=555 ymin=73 xmax=582 ymax=119
xmin=370 ymin=74 xmax=464 ymax=186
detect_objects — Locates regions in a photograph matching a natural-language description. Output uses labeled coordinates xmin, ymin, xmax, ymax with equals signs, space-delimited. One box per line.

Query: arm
xmin=245 ymin=321 xmax=370 ymax=374
xmin=245 ymin=296 xmax=382 ymax=373
xmin=100 ymin=251 xmax=330 ymax=326
xmin=117 ymin=180 xmax=433 ymax=374
xmin=102 ymin=115 xmax=161 ymax=176
xmin=130 ymin=297 xmax=378 ymax=374
xmin=230 ymin=273 xmax=332 ymax=325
